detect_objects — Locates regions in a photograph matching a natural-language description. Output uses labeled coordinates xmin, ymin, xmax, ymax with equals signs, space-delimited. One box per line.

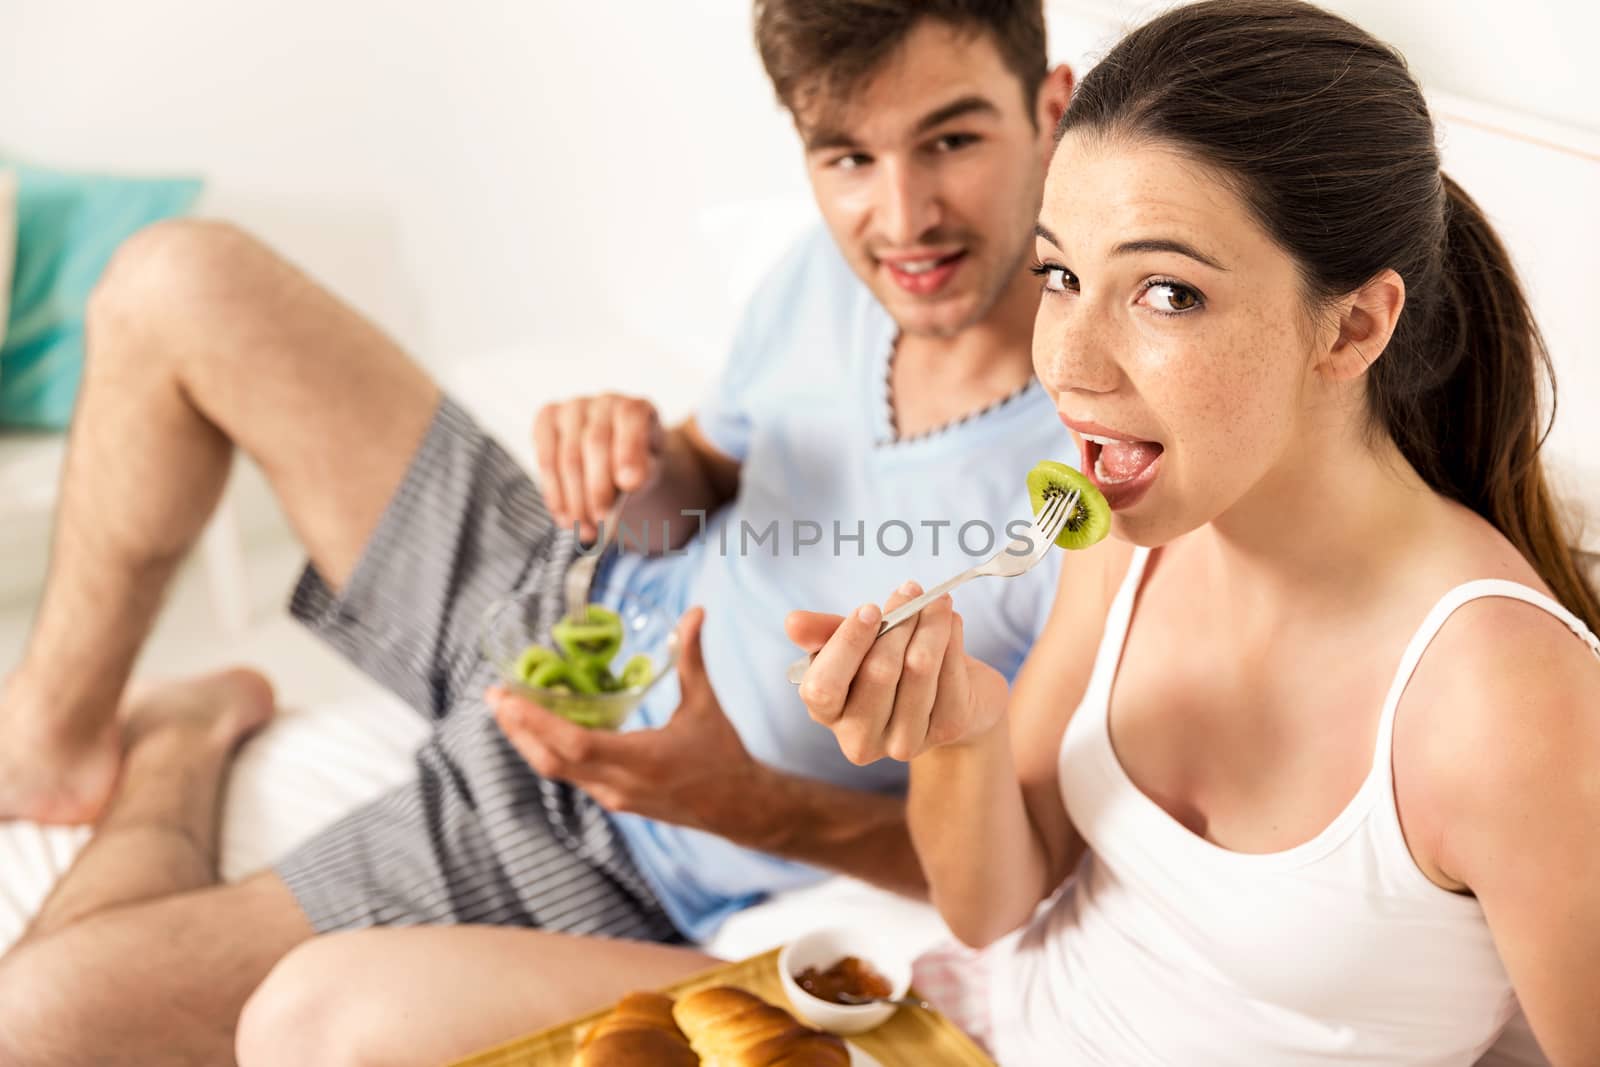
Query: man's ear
xmin=1037 ymin=63 xmax=1075 ymax=135
xmin=1321 ymin=268 xmax=1406 ymax=381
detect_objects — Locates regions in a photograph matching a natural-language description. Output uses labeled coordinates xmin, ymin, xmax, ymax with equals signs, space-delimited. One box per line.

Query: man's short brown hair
xmin=754 ymin=0 xmax=1048 ymax=117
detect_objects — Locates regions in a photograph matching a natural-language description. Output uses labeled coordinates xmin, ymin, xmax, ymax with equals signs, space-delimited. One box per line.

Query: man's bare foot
xmin=0 ymin=668 xmax=274 ymax=825
xmin=120 ymin=668 xmax=276 ymax=757
xmin=0 ymin=674 xmax=124 ymax=825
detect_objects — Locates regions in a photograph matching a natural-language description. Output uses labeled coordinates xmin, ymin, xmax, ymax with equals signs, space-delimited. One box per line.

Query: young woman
xmin=788 ymin=2 xmax=1600 ymax=1063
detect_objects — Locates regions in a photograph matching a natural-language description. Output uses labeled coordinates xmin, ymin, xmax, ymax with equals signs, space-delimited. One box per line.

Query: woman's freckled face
xmin=1031 ymin=133 xmax=1322 ymax=544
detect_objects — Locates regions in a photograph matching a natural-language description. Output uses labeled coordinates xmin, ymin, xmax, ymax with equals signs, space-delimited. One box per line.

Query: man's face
xmin=795 ymin=20 xmax=1052 ymax=338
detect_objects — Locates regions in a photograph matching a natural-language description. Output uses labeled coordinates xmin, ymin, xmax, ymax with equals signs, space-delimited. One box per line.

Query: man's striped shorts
xmin=272 ymin=395 xmax=682 ymax=945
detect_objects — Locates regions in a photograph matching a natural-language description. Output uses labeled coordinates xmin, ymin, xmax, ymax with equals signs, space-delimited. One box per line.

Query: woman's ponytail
xmin=1385 ymin=175 xmax=1600 ymax=631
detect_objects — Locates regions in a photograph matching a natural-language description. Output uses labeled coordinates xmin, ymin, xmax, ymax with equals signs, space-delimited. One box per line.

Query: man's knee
xmin=236 ymin=933 xmax=385 ymax=1067
xmin=88 ymin=218 xmax=268 ymax=344
xmin=0 ymin=942 xmax=99 ymax=1065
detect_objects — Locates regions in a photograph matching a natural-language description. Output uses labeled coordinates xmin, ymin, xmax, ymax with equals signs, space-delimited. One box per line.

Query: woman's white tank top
xmin=990 ymin=547 xmax=1600 ymax=1066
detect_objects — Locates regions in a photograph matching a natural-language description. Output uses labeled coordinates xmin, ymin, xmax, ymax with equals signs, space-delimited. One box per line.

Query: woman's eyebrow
xmin=1113 ymin=238 xmax=1228 ymax=271
xmin=1033 ymin=226 xmax=1227 ymax=273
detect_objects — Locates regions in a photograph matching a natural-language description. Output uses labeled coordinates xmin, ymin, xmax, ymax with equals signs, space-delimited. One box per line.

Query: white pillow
xmin=0 ymin=168 xmax=16 ymax=350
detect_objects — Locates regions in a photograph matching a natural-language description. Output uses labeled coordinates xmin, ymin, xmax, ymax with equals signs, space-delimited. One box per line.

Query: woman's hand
xmin=785 ymin=582 xmax=1011 ymax=764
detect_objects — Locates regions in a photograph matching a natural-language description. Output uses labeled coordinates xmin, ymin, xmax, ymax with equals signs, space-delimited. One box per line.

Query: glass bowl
xmin=480 ymin=588 xmax=679 ymax=730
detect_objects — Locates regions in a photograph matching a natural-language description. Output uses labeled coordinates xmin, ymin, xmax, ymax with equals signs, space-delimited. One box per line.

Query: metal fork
xmin=562 ymin=491 xmax=630 ymax=623
xmin=785 ymin=491 xmax=1077 ymax=684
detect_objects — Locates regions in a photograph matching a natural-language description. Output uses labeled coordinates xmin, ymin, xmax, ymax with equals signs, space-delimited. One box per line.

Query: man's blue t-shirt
xmin=596 ymin=226 xmax=1077 ymax=941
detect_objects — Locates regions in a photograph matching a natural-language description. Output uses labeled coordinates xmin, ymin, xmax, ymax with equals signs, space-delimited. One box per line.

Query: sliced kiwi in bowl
xmin=618 ymin=653 xmax=654 ymax=690
xmin=522 ymin=655 xmax=576 ymax=690
xmin=483 ymin=591 xmax=680 ymax=731
xmin=566 ymin=658 xmax=609 ymax=696
xmin=514 ymin=644 xmax=562 ymax=683
xmin=551 ymin=605 xmax=624 ymax=664
xmin=1027 ymin=460 xmax=1111 ymax=550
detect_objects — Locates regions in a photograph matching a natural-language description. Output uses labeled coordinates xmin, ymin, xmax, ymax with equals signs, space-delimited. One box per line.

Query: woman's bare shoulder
xmin=1397 ymin=575 xmax=1600 ymax=883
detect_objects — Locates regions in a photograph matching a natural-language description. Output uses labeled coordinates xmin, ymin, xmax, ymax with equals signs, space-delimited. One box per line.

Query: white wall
xmin=2 ymin=2 xmax=1593 ymax=364
xmin=0 ymin=0 xmax=1595 ymax=552
xmin=1066 ymin=0 xmax=1600 ymax=135
xmin=0 ymin=1 xmax=815 ymax=372
xmin=3 ymin=0 xmax=1592 ymax=361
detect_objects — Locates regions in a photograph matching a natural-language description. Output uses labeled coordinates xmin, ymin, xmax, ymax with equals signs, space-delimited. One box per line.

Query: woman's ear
xmin=1037 ymin=64 xmax=1075 ymax=135
xmin=1321 ymin=268 xmax=1406 ymax=381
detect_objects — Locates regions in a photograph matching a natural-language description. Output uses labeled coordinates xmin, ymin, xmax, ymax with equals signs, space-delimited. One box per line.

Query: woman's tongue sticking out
xmin=1095 ymin=440 xmax=1163 ymax=485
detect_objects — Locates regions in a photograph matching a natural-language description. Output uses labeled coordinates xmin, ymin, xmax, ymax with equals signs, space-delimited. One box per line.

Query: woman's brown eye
xmin=1147 ymin=282 xmax=1202 ymax=313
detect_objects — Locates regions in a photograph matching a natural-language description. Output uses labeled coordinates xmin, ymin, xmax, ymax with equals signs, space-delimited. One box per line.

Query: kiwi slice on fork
xmin=1027 ymin=460 xmax=1111 ymax=550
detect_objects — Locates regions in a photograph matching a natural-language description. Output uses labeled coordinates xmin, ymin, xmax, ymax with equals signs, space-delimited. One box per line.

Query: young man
xmin=0 ymin=2 xmax=1073 ymax=1063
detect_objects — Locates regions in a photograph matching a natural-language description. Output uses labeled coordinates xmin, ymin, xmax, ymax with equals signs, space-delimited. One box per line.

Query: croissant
xmin=572 ymin=991 xmax=699 ymax=1067
xmin=673 ymin=986 xmax=850 ymax=1067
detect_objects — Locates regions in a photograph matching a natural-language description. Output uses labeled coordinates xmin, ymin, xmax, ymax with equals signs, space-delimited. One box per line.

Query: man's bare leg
xmin=0 ymin=669 xmax=316 ymax=1066
xmin=238 ymin=926 xmax=718 ymax=1067
xmin=0 ymin=219 xmax=440 ymax=823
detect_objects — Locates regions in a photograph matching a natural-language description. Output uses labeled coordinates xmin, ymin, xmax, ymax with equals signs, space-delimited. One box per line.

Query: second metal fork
xmin=785 ymin=491 xmax=1077 ymax=684
xmin=562 ymin=491 xmax=630 ymax=623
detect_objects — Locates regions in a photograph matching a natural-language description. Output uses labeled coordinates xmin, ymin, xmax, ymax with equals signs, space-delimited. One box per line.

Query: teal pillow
xmin=0 ymin=161 xmax=203 ymax=430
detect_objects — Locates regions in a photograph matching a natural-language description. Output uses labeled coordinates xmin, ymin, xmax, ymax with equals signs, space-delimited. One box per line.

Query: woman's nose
xmin=1035 ymin=312 xmax=1122 ymax=396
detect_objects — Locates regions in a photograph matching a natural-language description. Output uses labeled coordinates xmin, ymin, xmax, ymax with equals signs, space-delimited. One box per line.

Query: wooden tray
xmin=450 ymin=947 xmax=996 ymax=1067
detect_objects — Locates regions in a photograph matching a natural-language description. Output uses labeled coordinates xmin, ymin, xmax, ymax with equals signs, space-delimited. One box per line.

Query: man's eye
xmin=1143 ymin=281 xmax=1204 ymax=314
xmin=933 ymin=133 xmax=978 ymax=152
xmin=833 ymin=153 xmax=871 ymax=171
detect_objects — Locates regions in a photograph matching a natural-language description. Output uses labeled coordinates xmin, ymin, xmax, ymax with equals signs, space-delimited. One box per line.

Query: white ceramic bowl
xmin=777 ymin=927 xmax=913 ymax=1036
